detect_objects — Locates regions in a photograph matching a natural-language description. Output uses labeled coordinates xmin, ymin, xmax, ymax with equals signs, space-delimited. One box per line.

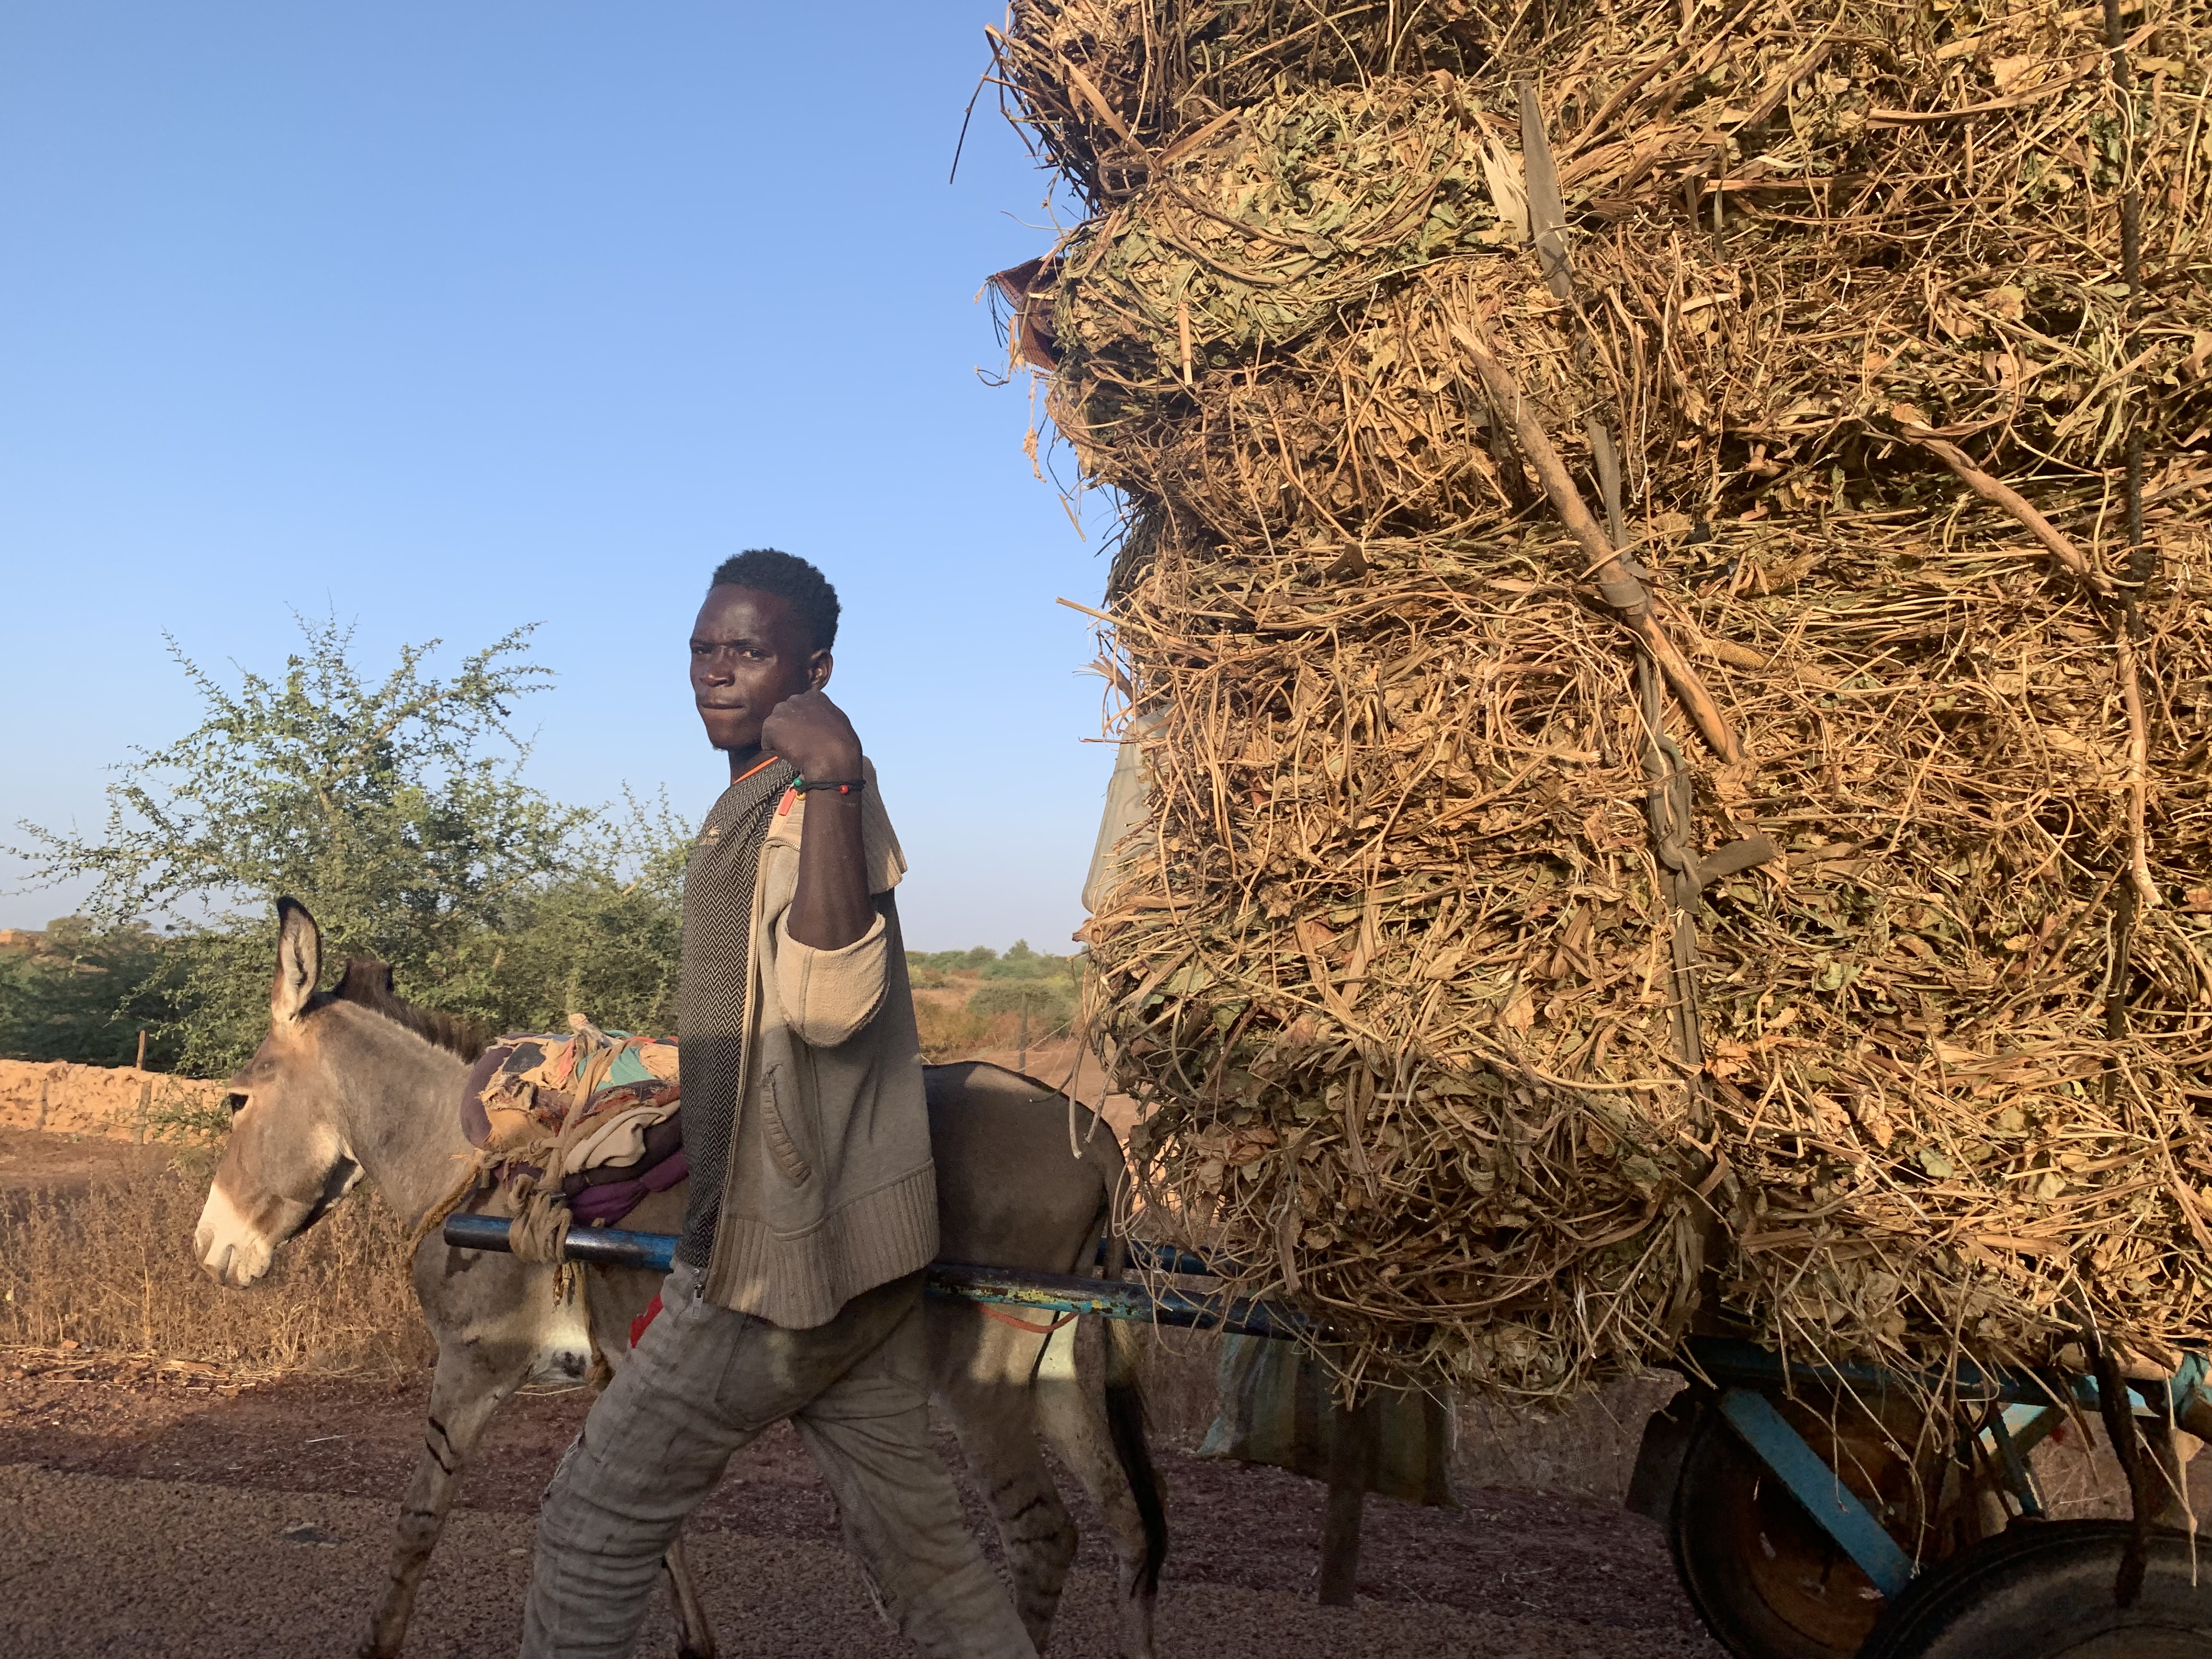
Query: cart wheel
xmin=1667 ymin=1398 xmax=1928 ymax=1659
xmin=1859 ymin=1520 xmax=2212 ymax=1657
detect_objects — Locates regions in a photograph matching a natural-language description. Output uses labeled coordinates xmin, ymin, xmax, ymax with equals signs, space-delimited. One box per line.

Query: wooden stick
xmin=1901 ymin=431 xmax=2155 ymax=906
xmin=2118 ymin=634 xmax=2161 ymax=910
xmin=1449 ymin=321 xmax=1743 ymax=763
xmin=1318 ymin=1392 xmax=1373 ymax=1607
xmin=1059 ymin=56 xmax=1146 ymax=154
xmin=1900 ymin=433 xmax=2117 ymax=599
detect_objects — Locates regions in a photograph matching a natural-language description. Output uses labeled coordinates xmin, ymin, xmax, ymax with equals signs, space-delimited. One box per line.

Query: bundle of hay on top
xmin=993 ymin=0 xmax=2212 ymax=1398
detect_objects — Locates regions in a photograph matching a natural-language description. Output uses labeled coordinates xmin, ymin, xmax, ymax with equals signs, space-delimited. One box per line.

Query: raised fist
xmin=760 ymin=689 xmax=863 ymax=783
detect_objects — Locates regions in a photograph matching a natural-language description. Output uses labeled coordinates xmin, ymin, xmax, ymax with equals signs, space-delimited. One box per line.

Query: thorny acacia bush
xmin=10 ymin=614 xmax=690 ymax=1079
xmin=0 ymin=918 xmax=184 ymax=1070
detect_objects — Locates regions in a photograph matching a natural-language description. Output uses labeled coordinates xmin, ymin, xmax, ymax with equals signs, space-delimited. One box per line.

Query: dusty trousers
xmin=519 ymin=1263 xmax=1036 ymax=1659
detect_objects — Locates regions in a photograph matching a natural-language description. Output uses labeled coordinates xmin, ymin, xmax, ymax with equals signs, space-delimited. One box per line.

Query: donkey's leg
xmin=661 ymin=1535 xmax=716 ymax=1659
xmin=359 ymin=1328 xmax=537 ymax=1659
xmin=929 ymin=1301 xmax=1076 ymax=1654
xmin=361 ymin=1234 xmax=580 ymax=1659
xmin=1032 ymin=1318 xmax=1166 ymax=1659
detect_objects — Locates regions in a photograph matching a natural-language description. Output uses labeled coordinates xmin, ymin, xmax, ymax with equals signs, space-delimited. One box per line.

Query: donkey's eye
xmin=225 ymin=1093 xmax=248 ymax=1117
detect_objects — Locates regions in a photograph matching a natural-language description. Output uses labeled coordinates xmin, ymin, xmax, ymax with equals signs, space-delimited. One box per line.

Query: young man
xmin=521 ymin=550 xmax=1036 ymax=1658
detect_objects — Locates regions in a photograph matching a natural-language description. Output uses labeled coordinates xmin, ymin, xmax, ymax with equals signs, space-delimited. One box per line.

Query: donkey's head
xmin=194 ymin=898 xmax=483 ymax=1287
xmin=195 ymin=900 xmax=362 ymax=1285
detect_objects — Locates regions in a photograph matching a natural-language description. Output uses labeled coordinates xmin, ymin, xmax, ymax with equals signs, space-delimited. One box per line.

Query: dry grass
xmin=0 ymin=1133 xmax=1673 ymax=1500
xmin=1008 ymin=0 xmax=2212 ymax=1402
xmin=0 ymin=1155 xmax=429 ymax=1377
xmin=917 ymin=1000 xmax=1086 ymax=1066
xmin=915 ymin=998 xmax=1000 ymax=1060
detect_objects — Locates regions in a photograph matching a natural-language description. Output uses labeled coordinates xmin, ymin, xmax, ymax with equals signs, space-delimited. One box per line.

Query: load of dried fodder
xmin=989 ymin=0 xmax=2212 ymax=1401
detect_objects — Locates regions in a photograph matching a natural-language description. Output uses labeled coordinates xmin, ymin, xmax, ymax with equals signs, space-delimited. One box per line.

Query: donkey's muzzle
xmin=194 ymin=1181 xmax=277 ymax=1288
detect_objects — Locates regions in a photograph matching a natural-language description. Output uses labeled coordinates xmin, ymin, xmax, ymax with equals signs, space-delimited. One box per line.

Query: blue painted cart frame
xmin=1661 ymin=1334 xmax=2212 ymax=1599
xmin=442 ymin=1212 xmax=2210 ymax=1607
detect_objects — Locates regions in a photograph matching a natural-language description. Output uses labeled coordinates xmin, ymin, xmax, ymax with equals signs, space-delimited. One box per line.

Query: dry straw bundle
xmin=992 ymin=0 xmax=2212 ymax=1397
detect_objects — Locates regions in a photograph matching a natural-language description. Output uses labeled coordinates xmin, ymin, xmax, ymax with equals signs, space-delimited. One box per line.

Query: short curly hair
xmin=708 ymin=549 xmax=840 ymax=652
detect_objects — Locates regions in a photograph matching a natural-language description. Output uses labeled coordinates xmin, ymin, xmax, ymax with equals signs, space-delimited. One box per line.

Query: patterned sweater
xmin=678 ymin=755 xmax=933 ymax=1328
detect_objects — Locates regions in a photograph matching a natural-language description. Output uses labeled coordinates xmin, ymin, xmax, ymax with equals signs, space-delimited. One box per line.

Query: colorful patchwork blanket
xmin=460 ymin=1022 xmax=686 ymax=1229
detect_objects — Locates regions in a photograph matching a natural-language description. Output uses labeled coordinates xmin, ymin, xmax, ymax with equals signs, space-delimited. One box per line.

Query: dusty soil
xmin=0 ymin=1348 xmax=1722 ymax=1658
xmin=0 ymin=1065 xmax=1714 ymax=1655
xmin=0 ymin=1124 xmax=178 ymax=1197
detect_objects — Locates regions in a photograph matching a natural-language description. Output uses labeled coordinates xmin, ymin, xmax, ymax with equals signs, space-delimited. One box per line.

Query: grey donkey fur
xmin=193 ymin=899 xmax=1166 ymax=1659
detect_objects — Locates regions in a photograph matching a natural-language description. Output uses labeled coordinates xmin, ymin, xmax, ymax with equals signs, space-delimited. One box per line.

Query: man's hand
xmin=766 ymin=689 xmax=872 ymax=951
xmin=761 ymin=690 xmax=863 ymax=782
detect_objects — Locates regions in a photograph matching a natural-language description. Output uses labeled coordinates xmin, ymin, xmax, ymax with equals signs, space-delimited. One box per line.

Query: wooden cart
xmin=445 ymin=1214 xmax=2212 ymax=1658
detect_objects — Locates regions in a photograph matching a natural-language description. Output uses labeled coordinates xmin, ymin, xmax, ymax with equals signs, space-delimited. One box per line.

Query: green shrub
xmin=0 ymin=920 xmax=183 ymax=1068
xmin=9 ymin=617 xmax=689 ymax=1071
xmin=914 ymin=1000 xmax=993 ymax=1059
xmin=966 ymin=976 xmax=1075 ymax=1033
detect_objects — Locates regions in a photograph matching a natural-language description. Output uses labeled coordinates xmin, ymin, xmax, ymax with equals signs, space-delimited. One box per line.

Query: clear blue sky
xmin=0 ymin=3 xmax=1120 ymax=951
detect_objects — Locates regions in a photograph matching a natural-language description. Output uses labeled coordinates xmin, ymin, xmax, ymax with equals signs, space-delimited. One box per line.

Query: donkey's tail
xmin=1100 ymin=1229 xmax=1170 ymax=1596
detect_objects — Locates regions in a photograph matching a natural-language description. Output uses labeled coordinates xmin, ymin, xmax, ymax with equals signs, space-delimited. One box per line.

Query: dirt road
xmin=0 ymin=1355 xmax=1722 ymax=1659
xmin=0 ymin=1124 xmax=170 ymax=1198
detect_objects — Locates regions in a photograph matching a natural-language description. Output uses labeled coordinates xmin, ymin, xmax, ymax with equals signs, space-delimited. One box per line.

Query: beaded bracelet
xmin=793 ymin=777 xmax=866 ymax=795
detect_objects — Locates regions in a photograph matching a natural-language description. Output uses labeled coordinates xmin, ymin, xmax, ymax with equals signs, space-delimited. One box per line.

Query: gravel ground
xmin=0 ymin=1351 xmax=1723 ymax=1659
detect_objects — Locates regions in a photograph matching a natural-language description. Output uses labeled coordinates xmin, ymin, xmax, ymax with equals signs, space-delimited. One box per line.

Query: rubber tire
xmin=1859 ymin=1520 xmax=2212 ymax=1658
xmin=1668 ymin=1404 xmax=1891 ymax=1659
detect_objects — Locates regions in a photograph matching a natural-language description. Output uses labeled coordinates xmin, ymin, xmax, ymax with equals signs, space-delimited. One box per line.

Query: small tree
xmin=0 ymin=918 xmax=183 ymax=1068
xmin=484 ymin=792 xmax=691 ymax=1038
xmin=967 ymin=976 xmax=1075 ymax=1032
xmin=11 ymin=615 xmax=655 ymax=1073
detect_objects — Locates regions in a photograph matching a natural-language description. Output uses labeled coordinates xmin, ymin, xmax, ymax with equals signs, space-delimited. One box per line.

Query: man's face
xmin=689 ymin=585 xmax=828 ymax=752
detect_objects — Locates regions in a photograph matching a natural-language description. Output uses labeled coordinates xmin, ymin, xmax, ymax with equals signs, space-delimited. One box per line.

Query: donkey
xmin=194 ymin=899 xmax=1166 ymax=1659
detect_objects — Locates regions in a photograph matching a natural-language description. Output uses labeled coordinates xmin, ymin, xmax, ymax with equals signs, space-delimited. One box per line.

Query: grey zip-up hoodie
xmin=693 ymin=759 xmax=935 ymax=1328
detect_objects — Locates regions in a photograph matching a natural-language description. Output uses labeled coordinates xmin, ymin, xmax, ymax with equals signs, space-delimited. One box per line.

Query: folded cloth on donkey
xmin=462 ymin=1025 xmax=681 ymax=1154
xmin=453 ymin=1021 xmax=687 ymax=1239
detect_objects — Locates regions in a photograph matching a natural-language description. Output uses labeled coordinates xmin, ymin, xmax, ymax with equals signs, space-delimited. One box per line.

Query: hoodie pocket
xmin=759 ymin=1066 xmax=814 ymax=1186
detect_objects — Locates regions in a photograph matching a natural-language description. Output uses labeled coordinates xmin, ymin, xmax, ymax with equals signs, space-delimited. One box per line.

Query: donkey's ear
xmin=272 ymin=897 xmax=322 ymax=1023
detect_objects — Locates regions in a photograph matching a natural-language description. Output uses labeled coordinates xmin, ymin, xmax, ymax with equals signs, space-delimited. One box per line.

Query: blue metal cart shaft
xmin=438 ymin=1214 xmax=1304 ymax=1341
xmin=1677 ymin=1336 xmax=2210 ymax=1601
